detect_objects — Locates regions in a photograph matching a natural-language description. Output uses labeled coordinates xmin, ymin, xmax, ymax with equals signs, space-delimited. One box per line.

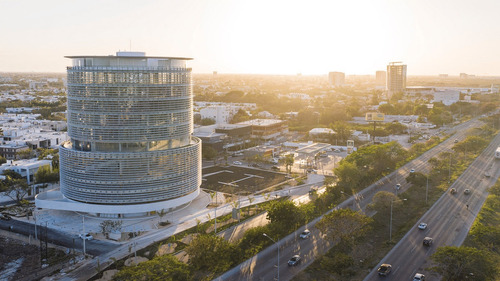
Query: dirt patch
xmin=0 ymin=236 xmax=42 ymax=280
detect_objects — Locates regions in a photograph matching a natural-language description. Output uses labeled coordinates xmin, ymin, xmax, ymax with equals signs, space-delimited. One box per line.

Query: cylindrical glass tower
xmin=59 ymin=52 xmax=201 ymax=213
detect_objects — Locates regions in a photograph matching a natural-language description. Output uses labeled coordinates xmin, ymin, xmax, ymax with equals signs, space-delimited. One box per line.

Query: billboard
xmin=365 ymin=112 xmax=385 ymax=122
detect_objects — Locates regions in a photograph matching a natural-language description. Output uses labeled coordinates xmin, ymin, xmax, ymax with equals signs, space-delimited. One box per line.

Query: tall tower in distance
xmin=328 ymin=71 xmax=345 ymax=87
xmin=386 ymin=62 xmax=407 ymax=95
xmin=36 ymin=51 xmax=201 ymax=217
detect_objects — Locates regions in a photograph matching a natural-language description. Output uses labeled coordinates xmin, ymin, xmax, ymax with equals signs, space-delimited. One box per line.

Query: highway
xmin=363 ymin=131 xmax=500 ymax=280
xmin=216 ymin=117 xmax=488 ymax=281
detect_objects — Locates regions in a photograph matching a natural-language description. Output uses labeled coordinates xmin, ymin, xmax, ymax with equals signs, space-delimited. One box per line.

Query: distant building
xmin=438 ymin=74 xmax=448 ymax=78
xmin=0 ymin=143 xmax=30 ymax=160
xmin=387 ymin=62 xmax=407 ymax=95
xmin=199 ymin=105 xmax=241 ymax=124
xmin=433 ymin=90 xmax=460 ymax=105
xmin=0 ymin=159 xmax=52 ymax=185
xmin=236 ymin=119 xmax=288 ymax=141
xmin=328 ymin=72 xmax=345 ymax=87
xmin=460 ymin=73 xmax=469 ymax=79
xmin=376 ymin=71 xmax=386 ymax=85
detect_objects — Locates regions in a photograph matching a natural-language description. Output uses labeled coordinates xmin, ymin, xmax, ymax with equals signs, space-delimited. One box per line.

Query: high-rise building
xmin=386 ymin=62 xmax=407 ymax=94
xmin=328 ymin=72 xmax=345 ymax=87
xmin=375 ymin=70 xmax=386 ymax=85
xmin=36 ymin=52 xmax=201 ymax=217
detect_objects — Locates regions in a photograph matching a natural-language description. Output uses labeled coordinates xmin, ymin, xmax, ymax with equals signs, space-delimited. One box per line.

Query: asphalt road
xmin=0 ymin=218 xmax=117 ymax=256
xmin=215 ymin=117 xmax=487 ymax=281
xmin=363 ymin=130 xmax=500 ymax=281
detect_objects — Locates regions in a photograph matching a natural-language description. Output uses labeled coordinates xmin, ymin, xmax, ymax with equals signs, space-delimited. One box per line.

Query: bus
xmin=496 ymin=147 xmax=500 ymax=159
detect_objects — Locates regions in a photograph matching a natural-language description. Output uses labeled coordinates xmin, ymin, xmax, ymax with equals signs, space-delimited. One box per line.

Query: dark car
xmin=377 ymin=263 xmax=392 ymax=276
xmin=423 ymin=237 xmax=433 ymax=246
xmin=288 ymin=255 xmax=301 ymax=266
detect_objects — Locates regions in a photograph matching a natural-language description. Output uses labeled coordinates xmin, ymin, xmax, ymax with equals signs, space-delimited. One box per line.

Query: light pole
xmin=390 ymin=198 xmax=407 ymax=242
xmin=426 ymin=174 xmax=429 ymax=205
xmin=263 ymin=233 xmax=279 ymax=281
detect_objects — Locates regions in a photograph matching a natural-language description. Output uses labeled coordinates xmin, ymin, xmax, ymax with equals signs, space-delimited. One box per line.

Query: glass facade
xmin=60 ymin=53 xmax=201 ymax=206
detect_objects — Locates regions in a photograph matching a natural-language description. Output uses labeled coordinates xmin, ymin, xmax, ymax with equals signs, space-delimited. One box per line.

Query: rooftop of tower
xmin=65 ymin=51 xmax=192 ymax=60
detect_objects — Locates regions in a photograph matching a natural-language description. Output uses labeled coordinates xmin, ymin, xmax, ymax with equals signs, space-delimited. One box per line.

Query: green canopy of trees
xmin=431 ymin=246 xmax=497 ymax=280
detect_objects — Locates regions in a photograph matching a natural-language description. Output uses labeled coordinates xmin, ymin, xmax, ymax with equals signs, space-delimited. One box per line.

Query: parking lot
xmin=201 ymin=166 xmax=288 ymax=194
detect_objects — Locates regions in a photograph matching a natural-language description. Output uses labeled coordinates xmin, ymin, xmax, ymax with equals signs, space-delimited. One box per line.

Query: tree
xmin=35 ymin=165 xmax=59 ymax=184
xmin=405 ymin=172 xmax=427 ymax=187
xmin=316 ymin=209 xmax=372 ymax=244
xmin=1 ymin=171 xmax=29 ymax=203
xmin=283 ymin=154 xmax=294 ymax=174
xmin=266 ymin=200 xmax=304 ymax=235
xmin=430 ymin=246 xmax=497 ymax=280
xmin=185 ymin=234 xmax=236 ymax=273
xmin=230 ymin=108 xmax=250 ymax=123
xmin=202 ymin=146 xmax=218 ymax=160
xmin=0 ymin=156 xmax=6 ymax=165
xmin=112 ymin=254 xmax=191 ymax=281
xmin=200 ymin=118 xmax=216 ymax=126
xmin=367 ymin=191 xmax=399 ymax=214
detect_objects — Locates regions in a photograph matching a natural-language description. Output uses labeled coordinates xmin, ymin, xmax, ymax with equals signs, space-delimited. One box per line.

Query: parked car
xmin=418 ymin=222 xmax=428 ymax=230
xmin=233 ymin=161 xmax=242 ymax=165
xmin=287 ymin=255 xmax=301 ymax=266
xmin=413 ymin=273 xmax=426 ymax=281
xmin=299 ymin=229 xmax=311 ymax=239
xmin=423 ymin=237 xmax=433 ymax=246
xmin=79 ymin=233 xmax=93 ymax=240
xmin=464 ymin=189 xmax=471 ymax=195
xmin=377 ymin=264 xmax=392 ymax=276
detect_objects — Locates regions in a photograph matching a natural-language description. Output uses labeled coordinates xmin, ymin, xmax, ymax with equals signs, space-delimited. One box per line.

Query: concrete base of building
xmin=35 ymin=189 xmax=200 ymax=218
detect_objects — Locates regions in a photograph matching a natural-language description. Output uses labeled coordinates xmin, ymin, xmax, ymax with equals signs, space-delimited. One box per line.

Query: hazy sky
xmin=1 ymin=0 xmax=499 ymax=75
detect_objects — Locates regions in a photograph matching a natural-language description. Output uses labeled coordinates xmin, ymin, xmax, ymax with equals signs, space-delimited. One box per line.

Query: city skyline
xmin=1 ymin=0 xmax=500 ymax=76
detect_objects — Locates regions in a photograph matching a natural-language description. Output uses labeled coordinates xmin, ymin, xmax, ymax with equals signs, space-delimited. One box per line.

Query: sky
xmin=1 ymin=0 xmax=500 ymax=76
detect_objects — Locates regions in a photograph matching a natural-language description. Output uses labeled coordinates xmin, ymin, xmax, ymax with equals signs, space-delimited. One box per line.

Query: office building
xmin=36 ymin=52 xmax=201 ymax=217
xmin=376 ymin=71 xmax=386 ymax=85
xmin=328 ymin=72 xmax=345 ymax=87
xmin=386 ymin=62 xmax=407 ymax=95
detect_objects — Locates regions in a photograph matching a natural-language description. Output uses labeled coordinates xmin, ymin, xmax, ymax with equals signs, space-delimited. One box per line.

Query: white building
xmin=433 ymin=90 xmax=460 ymax=105
xmin=199 ymin=105 xmax=242 ymax=124
xmin=0 ymin=159 xmax=52 ymax=185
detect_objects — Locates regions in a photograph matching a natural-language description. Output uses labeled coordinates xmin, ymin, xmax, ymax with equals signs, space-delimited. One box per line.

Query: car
xmin=233 ymin=161 xmax=242 ymax=165
xmin=299 ymin=229 xmax=311 ymax=239
xmin=418 ymin=222 xmax=428 ymax=230
xmin=413 ymin=273 xmax=426 ymax=281
xmin=377 ymin=263 xmax=392 ymax=276
xmin=423 ymin=237 xmax=433 ymax=246
xmin=0 ymin=213 xmax=11 ymax=221
xmin=251 ymin=163 xmax=260 ymax=168
xmin=79 ymin=233 xmax=93 ymax=240
xmin=454 ymin=139 xmax=459 ymax=143
xmin=464 ymin=189 xmax=471 ymax=195
xmin=410 ymin=169 xmax=415 ymax=173
xmin=395 ymin=183 xmax=401 ymax=190
xmin=485 ymin=172 xmax=491 ymax=177
xmin=287 ymin=254 xmax=301 ymax=266
xmin=271 ymin=165 xmax=280 ymax=171
xmin=233 ymin=152 xmax=243 ymax=157
xmin=450 ymin=188 xmax=457 ymax=194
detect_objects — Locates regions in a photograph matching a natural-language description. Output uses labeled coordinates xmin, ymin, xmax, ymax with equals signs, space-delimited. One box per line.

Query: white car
xmin=410 ymin=169 xmax=415 ymax=173
xmin=233 ymin=161 xmax=242 ymax=165
xmin=299 ymin=229 xmax=311 ymax=239
xmin=418 ymin=222 xmax=428 ymax=230
xmin=413 ymin=273 xmax=425 ymax=281
xmin=79 ymin=233 xmax=93 ymax=240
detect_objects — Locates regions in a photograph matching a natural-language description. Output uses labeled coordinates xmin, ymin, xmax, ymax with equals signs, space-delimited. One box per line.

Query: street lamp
xmin=263 ymin=233 xmax=279 ymax=281
xmin=426 ymin=174 xmax=429 ymax=205
xmin=390 ymin=198 xmax=407 ymax=242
